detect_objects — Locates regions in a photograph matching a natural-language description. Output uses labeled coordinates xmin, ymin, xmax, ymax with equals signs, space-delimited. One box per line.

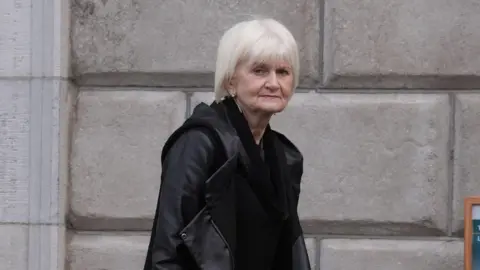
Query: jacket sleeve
xmin=149 ymin=128 xmax=217 ymax=270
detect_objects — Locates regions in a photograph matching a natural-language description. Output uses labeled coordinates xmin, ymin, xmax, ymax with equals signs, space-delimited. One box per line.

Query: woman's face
xmin=228 ymin=58 xmax=294 ymax=116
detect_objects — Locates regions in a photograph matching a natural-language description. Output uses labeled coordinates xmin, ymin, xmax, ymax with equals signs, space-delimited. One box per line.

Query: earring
xmin=230 ymin=91 xmax=236 ymax=98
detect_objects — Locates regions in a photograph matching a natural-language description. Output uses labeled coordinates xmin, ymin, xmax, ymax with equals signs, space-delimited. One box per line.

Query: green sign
xmin=473 ymin=219 xmax=480 ymax=270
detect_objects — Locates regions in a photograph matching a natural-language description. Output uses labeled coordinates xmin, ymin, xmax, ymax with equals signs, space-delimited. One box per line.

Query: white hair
xmin=213 ymin=18 xmax=300 ymax=102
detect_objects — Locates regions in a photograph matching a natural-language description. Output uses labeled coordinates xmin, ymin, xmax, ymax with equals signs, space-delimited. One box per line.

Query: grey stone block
xmin=453 ymin=94 xmax=480 ymax=234
xmin=28 ymin=224 xmax=66 ymax=270
xmin=0 ymin=79 xmax=72 ymax=224
xmin=0 ymin=0 xmax=70 ymax=77
xmin=191 ymin=92 xmax=451 ymax=236
xmin=319 ymin=239 xmax=463 ymax=270
xmin=71 ymin=0 xmax=320 ymax=87
xmin=324 ymin=0 xmax=480 ymax=88
xmin=68 ymin=233 xmax=148 ymax=270
xmin=0 ymin=81 xmax=30 ymax=222
xmin=27 ymin=79 xmax=74 ymax=225
xmin=271 ymin=93 xmax=451 ymax=235
xmin=0 ymin=224 xmax=65 ymax=270
xmin=0 ymin=1 xmax=31 ymax=77
xmin=70 ymin=89 xmax=186 ymax=230
xmin=0 ymin=225 xmax=27 ymax=270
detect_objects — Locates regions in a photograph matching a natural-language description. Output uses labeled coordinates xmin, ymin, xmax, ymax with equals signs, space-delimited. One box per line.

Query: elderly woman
xmin=144 ymin=18 xmax=310 ymax=270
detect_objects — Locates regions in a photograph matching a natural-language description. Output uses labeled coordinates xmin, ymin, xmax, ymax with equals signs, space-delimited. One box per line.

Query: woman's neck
xmin=242 ymin=110 xmax=271 ymax=144
xmin=232 ymin=98 xmax=272 ymax=144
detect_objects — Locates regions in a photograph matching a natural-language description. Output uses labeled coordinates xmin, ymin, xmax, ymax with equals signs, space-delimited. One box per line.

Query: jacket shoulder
xmin=162 ymin=102 xmax=239 ymax=162
xmin=272 ymin=130 xmax=303 ymax=165
xmin=161 ymin=127 xmax=220 ymax=177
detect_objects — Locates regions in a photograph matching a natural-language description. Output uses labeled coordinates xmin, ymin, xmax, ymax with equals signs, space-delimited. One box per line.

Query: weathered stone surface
xmin=49 ymin=0 xmax=72 ymax=78
xmin=0 ymin=79 xmax=72 ymax=224
xmin=192 ymin=92 xmax=451 ymax=235
xmin=27 ymin=225 xmax=66 ymax=270
xmin=0 ymin=1 xmax=31 ymax=77
xmin=0 ymin=0 xmax=70 ymax=77
xmin=320 ymin=239 xmax=463 ymax=270
xmin=0 ymin=224 xmax=65 ymax=270
xmin=68 ymin=233 xmax=148 ymax=270
xmin=0 ymin=225 xmax=27 ymax=270
xmin=27 ymin=79 xmax=73 ymax=225
xmin=275 ymin=93 xmax=450 ymax=235
xmin=70 ymin=89 xmax=186 ymax=230
xmin=71 ymin=0 xmax=320 ymax=87
xmin=453 ymin=94 xmax=480 ymax=234
xmin=324 ymin=0 xmax=480 ymax=88
xmin=0 ymin=81 xmax=30 ymax=222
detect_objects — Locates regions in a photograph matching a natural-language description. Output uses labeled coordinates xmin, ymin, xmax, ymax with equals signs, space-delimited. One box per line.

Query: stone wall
xmin=0 ymin=0 xmax=74 ymax=270
xmin=2 ymin=0 xmax=480 ymax=269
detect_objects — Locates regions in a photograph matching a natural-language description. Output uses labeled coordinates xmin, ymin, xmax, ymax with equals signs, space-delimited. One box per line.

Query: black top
xmin=221 ymin=97 xmax=291 ymax=270
xmin=234 ymin=164 xmax=286 ymax=270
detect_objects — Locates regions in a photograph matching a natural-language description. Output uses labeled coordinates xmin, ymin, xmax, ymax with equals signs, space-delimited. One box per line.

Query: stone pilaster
xmin=0 ymin=0 xmax=74 ymax=269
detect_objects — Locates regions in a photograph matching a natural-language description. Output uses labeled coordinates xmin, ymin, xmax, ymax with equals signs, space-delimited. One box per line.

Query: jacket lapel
xmin=205 ymin=153 xmax=239 ymax=269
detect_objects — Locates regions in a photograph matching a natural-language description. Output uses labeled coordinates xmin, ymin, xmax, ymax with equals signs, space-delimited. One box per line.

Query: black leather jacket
xmin=143 ymin=101 xmax=311 ymax=270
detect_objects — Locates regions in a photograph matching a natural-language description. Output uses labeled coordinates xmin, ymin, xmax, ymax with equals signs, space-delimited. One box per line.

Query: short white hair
xmin=213 ymin=18 xmax=300 ymax=102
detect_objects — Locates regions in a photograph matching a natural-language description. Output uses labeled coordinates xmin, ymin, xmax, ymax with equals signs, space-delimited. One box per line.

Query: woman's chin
xmin=257 ymin=101 xmax=287 ymax=115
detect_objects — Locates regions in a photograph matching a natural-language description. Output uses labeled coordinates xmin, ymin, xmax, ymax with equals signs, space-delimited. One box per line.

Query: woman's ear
xmin=223 ymin=76 xmax=236 ymax=94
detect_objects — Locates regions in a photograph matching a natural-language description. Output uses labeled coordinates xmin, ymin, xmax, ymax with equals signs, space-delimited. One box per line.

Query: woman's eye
xmin=253 ymin=68 xmax=267 ymax=75
xmin=278 ymin=69 xmax=289 ymax=75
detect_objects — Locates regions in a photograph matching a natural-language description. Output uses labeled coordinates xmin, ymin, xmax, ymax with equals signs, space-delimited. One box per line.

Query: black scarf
xmin=221 ymin=97 xmax=293 ymax=270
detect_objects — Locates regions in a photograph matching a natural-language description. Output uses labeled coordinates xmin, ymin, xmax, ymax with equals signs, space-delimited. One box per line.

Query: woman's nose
xmin=265 ymin=72 xmax=280 ymax=90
